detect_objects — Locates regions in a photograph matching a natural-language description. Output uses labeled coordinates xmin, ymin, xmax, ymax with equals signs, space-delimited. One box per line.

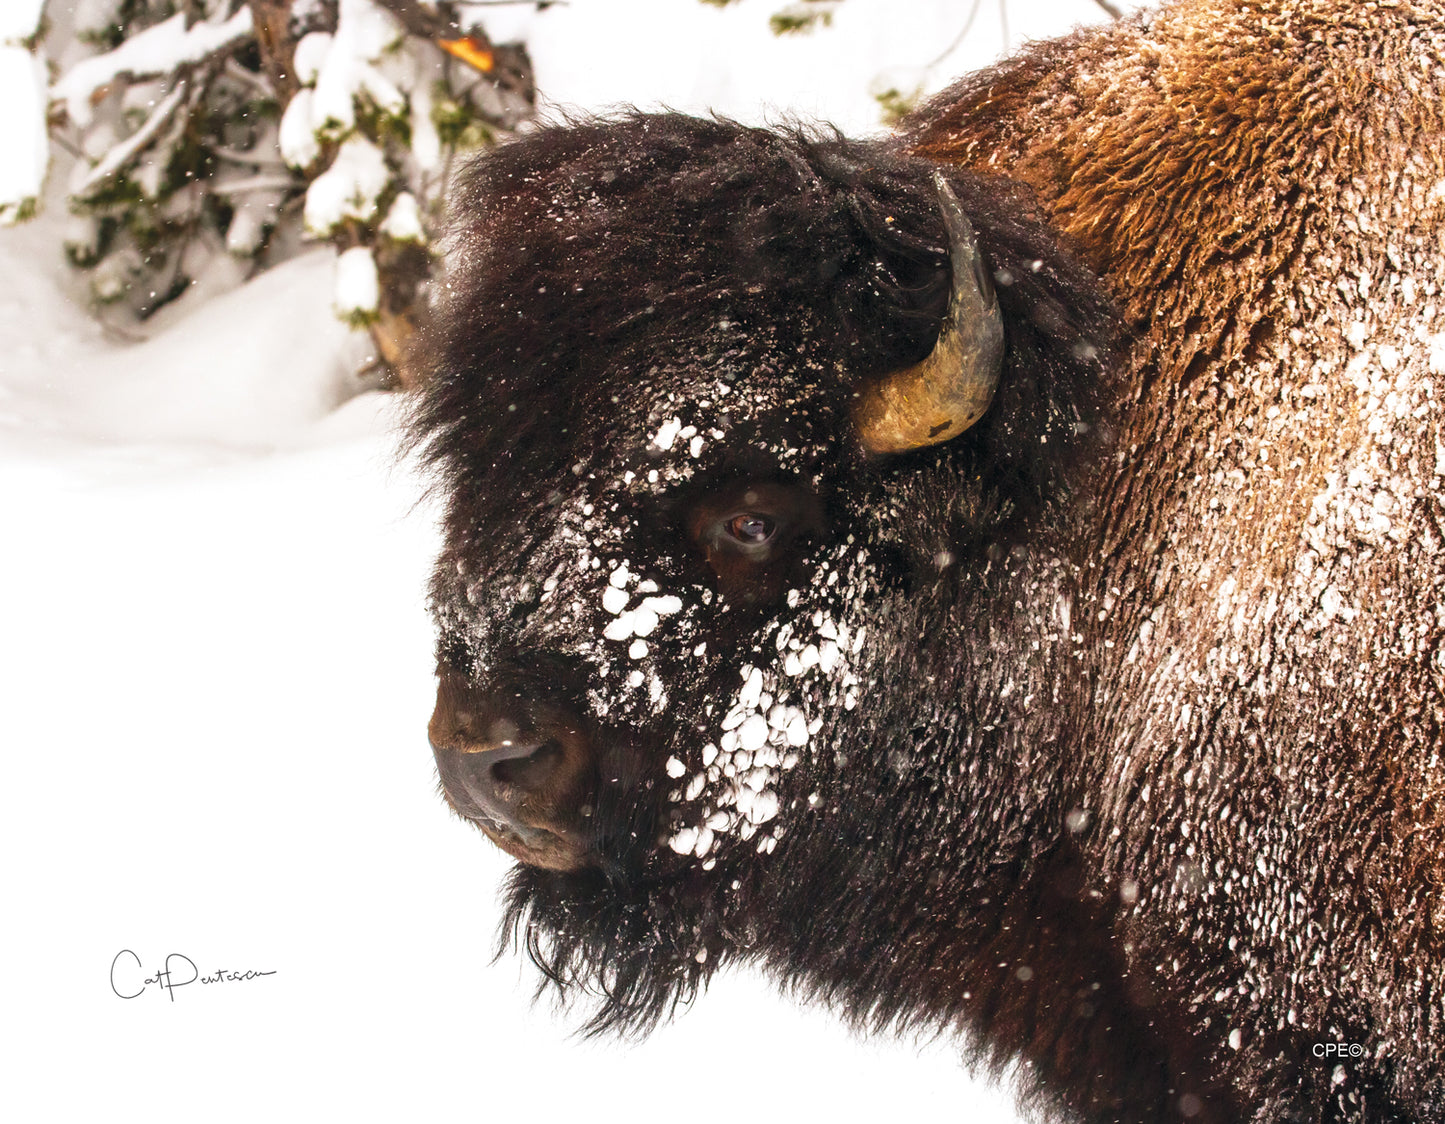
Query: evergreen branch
xmin=74 ymin=80 xmax=189 ymax=195
xmin=51 ymin=7 xmax=254 ymax=126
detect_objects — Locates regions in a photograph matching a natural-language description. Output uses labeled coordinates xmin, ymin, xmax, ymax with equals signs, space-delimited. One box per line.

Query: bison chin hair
xmin=498 ymin=863 xmax=730 ymax=1037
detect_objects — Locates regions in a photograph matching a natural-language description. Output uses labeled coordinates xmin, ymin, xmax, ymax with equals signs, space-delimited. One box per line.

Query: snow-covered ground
xmin=2 ymin=2 xmax=1144 ymax=1120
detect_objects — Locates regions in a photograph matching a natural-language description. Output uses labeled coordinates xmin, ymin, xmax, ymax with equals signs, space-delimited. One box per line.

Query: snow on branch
xmin=51 ymin=7 xmax=255 ymax=127
xmin=304 ymin=135 xmax=391 ymax=235
xmin=22 ymin=0 xmax=536 ymax=385
xmin=73 ymin=81 xmax=190 ymax=196
xmin=0 ymin=46 xmax=47 ymax=223
xmin=0 ymin=0 xmax=44 ymax=44
xmin=0 ymin=0 xmax=47 ymax=223
xmin=334 ymin=244 xmax=381 ymax=325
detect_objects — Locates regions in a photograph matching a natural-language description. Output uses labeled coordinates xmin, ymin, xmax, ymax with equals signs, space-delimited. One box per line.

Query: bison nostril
xmin=444 ymin=739 xmax=569 ymax=840
xmin=429 ymin=667 xmax=598 ymax=868
xmin=489 ymin=739 xmax=565 ymax=793
xmin=433 ymin=722 xmax=594 ymax=846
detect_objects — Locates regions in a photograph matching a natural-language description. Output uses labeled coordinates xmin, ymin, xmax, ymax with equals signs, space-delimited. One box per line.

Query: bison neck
xmin=910 ymin=0 xmax=1445 ymax=1118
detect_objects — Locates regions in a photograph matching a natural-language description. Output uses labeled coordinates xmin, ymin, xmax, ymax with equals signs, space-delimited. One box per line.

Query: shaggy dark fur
xmin=416 ymin=114 xmax=1116 ymax=548
xmin=413 ymin=2 xmax=1445 ymax=1121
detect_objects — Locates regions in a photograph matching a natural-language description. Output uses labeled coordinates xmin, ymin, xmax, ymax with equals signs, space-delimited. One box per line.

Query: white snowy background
xmin=3 ymin=1 xmax=1145 ymax=1120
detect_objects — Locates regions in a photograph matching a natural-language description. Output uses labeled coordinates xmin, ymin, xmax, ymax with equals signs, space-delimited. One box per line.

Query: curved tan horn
xmin=853 ymin=172 xmax=1005 ymax=455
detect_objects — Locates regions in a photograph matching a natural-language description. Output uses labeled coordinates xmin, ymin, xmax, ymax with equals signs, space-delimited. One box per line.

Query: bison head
xmin=412 ymin=114 xmax=1118 ymax=1034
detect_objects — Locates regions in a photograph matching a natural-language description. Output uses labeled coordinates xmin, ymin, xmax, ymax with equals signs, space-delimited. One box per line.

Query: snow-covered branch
xmin=0 ymin=0 xmax=47 ymax=224
xmin=19 ymin=0 xmax=533 ymax=382
xmin=73 ymin=81 xmax=190 ymax=196
xmin=0 ymin=46 xmax=47 ymax=223
xmin=51 ymin=7 xmax=255 ymax=127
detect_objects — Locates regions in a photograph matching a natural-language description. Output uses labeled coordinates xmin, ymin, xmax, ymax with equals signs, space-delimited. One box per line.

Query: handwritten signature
xmin=110 ymin=950 xmax=276 ymax=1001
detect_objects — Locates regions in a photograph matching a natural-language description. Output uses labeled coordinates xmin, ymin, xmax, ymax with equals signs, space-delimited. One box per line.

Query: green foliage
xmin=767 ymin=0 xmax=838 ymax=35
xmin=355 ymin=95 xmax=412 ymax=150
xmin=770 ymin=11 xmax=831 ymax=35
xmin=73 ymin=174 xmax=146 ymax=212
xmin=431 ymin=87 xmax=494 ymax=150
xmin=337 ymin=304 xmax=381 ymax=329
xmin=874 ymin=85 xmax=922 ymax=127
xmin=2 ymin=196 xmax=39 ymax=224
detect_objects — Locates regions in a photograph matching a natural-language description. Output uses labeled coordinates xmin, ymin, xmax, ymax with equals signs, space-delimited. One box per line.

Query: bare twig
xmin=223 ymin=57 xmax=274 ymax=97
xmin=209 ymin=142 xmax=288 ymax=167
xmin=924 ymin=0 xmax=985 ymax=70
xmin=370 ymin=0 xmax=456 ymax=37
xmin=1092 ymin=0 xmax=1125 ymax=18
xmin=97 ymin=316 xmax=151 ymax=344
xmin=49 ymin=130 xmax=85 ymax=158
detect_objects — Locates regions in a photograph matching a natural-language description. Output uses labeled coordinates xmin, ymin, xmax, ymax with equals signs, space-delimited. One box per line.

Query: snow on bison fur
xmin=412 ymin=1 xmax=1445 ymax=1119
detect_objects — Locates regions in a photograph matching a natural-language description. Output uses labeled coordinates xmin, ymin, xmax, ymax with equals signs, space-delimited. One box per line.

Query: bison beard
xmin=411 ymin=2 xmax=1445 ymax=1122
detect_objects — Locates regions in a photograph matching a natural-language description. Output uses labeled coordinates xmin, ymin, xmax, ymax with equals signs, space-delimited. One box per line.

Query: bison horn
xmin=853 ymin=172 xmax=1005 ymax=455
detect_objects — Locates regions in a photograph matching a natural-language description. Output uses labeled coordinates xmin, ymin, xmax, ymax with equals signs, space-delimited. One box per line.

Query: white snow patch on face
xmin=665 ymin=545 xmax=871 ymax=857
xmin=651 ymin=416 xmax=683 ymax=451
xmin=537 ymin=381 xmax=851 ymax=860
xmin=602 ymin=579 xmax=684 ymax=640
xmin=585 ymin=551 xmax=704 ymax=721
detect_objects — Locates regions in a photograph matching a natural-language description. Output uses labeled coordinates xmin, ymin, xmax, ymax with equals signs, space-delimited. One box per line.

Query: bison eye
xmin=689 ymin=482 xmax=823 ymax=602
xmin=727 ymin=513 xmax=776 ymax=546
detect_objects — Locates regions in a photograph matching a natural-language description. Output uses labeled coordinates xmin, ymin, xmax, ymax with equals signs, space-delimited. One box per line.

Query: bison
xmin=412 ymin=0 xmax=1445 ymax=1120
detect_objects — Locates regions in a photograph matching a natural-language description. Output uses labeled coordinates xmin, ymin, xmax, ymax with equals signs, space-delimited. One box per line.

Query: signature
xmin=110 ymin=950 xmax=276 ymax=1001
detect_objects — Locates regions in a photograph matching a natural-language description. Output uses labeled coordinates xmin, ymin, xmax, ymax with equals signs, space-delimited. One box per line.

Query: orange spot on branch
xmin=438 ymin=37 xmax=495 ymax=73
